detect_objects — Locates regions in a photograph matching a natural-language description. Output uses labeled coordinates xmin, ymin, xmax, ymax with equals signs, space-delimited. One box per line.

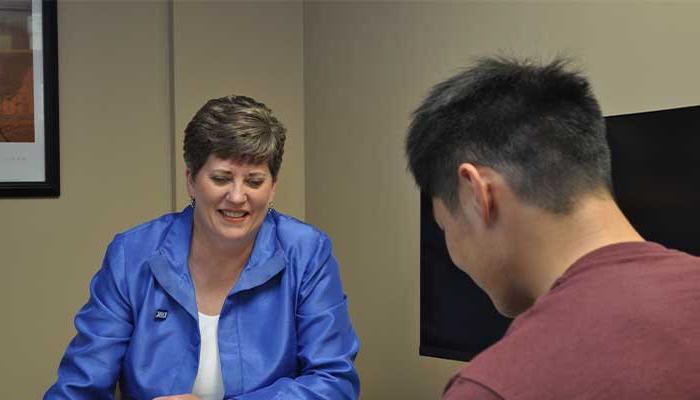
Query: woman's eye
xmin=247 ymin=179 xmax=264 ymax=188
xmin=211 ymin=176 xmax=229 ymax=184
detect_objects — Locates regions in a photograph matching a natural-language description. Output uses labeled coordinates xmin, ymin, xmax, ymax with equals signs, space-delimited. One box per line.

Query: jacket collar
xmin=148 ymin=206 xmax=287 ymax=320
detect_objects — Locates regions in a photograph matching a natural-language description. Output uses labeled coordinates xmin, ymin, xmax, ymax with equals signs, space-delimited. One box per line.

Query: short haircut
xmin=406 ymin=57 xmax=612 ymax=214
xmin=184 ymin=95 xmax=286 ymax=180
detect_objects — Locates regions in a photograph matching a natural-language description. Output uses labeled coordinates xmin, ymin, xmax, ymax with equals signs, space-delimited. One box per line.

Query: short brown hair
xmin=184 ymin=95 xmax=286 ymax=180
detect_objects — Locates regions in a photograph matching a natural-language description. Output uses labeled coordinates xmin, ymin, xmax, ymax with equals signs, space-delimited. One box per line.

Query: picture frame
xmin=0 ymin=0 xmax=59 ymax=197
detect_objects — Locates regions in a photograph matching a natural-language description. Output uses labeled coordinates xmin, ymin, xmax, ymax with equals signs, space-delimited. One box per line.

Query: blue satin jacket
xmin=45 ymin=207 xmax=360 ymax=399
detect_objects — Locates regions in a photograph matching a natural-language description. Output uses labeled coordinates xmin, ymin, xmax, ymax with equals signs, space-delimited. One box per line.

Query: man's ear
xmin=457 ymin=163 xmax=494 ymax=225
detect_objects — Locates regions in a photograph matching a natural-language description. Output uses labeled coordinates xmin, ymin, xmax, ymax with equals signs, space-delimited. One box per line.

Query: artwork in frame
xmin=0 ymin=0 xmax=58 ymax=197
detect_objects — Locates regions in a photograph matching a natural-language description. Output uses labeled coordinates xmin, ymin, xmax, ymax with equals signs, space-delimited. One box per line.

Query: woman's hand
xmin=153 ymin=395 xmax=202 ymax=400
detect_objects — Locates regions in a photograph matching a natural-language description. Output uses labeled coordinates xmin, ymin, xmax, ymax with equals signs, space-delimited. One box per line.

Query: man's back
xmin=444 ymin=242 xmax=700 ymax=400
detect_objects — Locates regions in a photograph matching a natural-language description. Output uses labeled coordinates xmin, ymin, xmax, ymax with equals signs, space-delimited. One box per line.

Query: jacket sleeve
xmin=44 ymin=237 xmax=134 ymax=400
xmin=232 ymin=234 xmax=360 ymax=400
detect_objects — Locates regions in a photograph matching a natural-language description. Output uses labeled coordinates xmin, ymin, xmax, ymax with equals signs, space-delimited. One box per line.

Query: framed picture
xmin=0 ymin=0 xmax=58 ymax=197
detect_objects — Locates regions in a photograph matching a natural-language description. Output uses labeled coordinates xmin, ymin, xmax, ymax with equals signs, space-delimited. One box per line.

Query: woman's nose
xmin=227 ymin=184 xmax=247 ymax=204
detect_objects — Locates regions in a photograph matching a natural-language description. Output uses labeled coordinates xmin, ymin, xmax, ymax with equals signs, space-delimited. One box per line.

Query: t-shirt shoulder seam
xmin=452 ymin=375 xmax=506 ymax=399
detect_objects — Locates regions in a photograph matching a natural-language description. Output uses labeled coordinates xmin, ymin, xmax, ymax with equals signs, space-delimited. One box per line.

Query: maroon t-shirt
xmin=443 ymin=242 xmax=700 ymax=400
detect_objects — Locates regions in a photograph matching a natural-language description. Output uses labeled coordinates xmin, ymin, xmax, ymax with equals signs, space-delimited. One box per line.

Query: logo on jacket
xmin=154 ymin=309 xmax=168 ymax=321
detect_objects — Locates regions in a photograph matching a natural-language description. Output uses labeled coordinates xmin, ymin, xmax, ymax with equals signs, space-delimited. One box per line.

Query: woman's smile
xmin=219 ymin=209 xmax=250 ymax=223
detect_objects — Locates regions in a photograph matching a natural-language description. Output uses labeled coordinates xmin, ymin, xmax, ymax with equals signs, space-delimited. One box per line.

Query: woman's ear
xmin=186 ymin=169 xmax=195 ymax=199
xmin=269 ymin=178 xmax=278 ymax=205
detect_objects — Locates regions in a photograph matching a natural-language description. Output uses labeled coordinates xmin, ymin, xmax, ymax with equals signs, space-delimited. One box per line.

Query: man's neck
xmin=510 ymin=192 xmax=644 ymax=305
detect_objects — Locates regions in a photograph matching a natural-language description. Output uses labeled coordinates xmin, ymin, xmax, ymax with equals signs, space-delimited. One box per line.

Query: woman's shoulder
xmin=98 ymin=209 xmax=191 ymax=288
xmin=270 ymin=210 xmax=332 ymax=252
xmin=109 ymin=208 xmax=188 ymax=256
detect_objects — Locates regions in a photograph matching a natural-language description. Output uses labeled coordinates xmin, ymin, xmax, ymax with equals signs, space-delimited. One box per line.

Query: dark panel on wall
xmin=420 ymin=193 xmax=511 ymax=362
xmin=607 ymin=106 xmax=700 ymax=257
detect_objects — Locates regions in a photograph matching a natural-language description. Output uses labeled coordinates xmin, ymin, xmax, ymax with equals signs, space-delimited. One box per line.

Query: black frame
xmin=0 ymin=0 xmax=59 ymax=197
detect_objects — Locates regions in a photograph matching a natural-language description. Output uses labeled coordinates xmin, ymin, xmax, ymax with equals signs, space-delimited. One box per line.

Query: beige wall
xmin=304 ymin=2 xmax=700 ymax=398
xmin=172 ymin=1 xmax=305 ymax=217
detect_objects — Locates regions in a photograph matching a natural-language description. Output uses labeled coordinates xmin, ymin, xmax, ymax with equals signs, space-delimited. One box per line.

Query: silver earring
xmin=268 ymin=201 xmax=274 ymax=213
xmin=190 ymin=197 xmax=196 ymax=209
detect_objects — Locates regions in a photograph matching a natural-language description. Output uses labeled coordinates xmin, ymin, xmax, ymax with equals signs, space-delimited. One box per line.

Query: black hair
xmin=406 ymin=57 xmax=611 ymax=213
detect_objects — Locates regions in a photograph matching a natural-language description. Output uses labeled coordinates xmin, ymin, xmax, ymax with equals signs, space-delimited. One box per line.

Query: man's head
xmin=406 ymin=57 xmax=612 ymax=315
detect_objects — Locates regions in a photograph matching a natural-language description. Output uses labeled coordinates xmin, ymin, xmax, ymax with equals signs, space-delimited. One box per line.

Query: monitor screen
xmin=607 ymin=106 xmax=700 ymax=256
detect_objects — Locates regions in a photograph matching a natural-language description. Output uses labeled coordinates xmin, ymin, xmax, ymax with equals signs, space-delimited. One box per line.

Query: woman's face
xmin=187 ymin=155 xmax=277 ymax=248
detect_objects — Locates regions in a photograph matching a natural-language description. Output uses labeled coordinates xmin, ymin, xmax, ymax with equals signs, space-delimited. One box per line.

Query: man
xmin=406 ymin=57 xmax=700 ymax=399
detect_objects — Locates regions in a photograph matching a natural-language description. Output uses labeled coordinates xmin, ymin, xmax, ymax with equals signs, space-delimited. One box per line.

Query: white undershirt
xmin=192 ymin=312 xmax=225 ymax=400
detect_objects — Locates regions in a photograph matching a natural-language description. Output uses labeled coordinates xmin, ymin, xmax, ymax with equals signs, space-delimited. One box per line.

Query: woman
xmin=45 ymin=96 xmax=360 ymax=399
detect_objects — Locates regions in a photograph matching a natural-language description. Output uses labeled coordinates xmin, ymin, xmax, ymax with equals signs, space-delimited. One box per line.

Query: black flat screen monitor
xmin=420 ymin=105 xmax=700 ymax=361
